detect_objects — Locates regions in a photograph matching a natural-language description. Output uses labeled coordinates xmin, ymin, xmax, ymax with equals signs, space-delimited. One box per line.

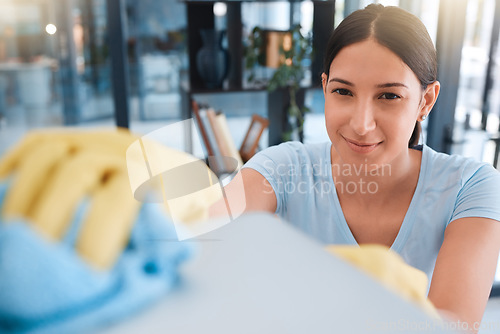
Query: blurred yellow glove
xmin=0 ymin=129 xmax=200 ymax=333
xmin=0 ymin=128 xmax=226 ymax=268
xmin=0 ymin=129 xmax=141 ymax=269
xmin=326 ymin=244 xmax=439 ymax=318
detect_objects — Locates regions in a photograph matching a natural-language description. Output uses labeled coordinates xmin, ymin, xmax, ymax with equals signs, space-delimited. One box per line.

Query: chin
xmin=333 ymin=141 xmax=393 ymax=170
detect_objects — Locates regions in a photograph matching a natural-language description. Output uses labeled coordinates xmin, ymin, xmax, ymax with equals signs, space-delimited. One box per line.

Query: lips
xmin=343 ymin=136 xmax=382 ymax=154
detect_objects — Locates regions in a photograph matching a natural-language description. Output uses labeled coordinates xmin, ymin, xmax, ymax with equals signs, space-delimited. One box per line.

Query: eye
xmin=332 ymin=88 xmax=353 ymax=96
xmin=379 ymin=92 xmax=401 ymax=100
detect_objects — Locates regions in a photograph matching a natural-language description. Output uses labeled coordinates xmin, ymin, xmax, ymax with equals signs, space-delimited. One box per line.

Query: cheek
xmin=324 ymin=99 xmax=343 ymax=137
xmin=324 ymin=113 xmax=336 ymax=140
xmin=380 ymin=105 xmax=419 ymax=142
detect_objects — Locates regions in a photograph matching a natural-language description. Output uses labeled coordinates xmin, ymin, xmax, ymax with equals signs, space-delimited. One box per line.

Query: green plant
xmin=245 ymin=24 xmax=313 ymax=141
xmin=244 ymin=26 xmax=265 ymax=84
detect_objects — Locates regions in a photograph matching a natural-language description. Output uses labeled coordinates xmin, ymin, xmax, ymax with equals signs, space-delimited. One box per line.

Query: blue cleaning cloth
xmin=0 ymin=182 xmax=195 ymax=334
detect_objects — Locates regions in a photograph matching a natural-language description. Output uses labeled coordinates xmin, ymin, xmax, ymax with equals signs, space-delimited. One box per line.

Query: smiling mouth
xmin=343 ymin=137 xmax=382 ymax=153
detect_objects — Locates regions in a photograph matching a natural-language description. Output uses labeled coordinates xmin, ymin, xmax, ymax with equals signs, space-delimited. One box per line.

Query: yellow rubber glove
xmin=0 ymin=128 xmax=227 ymax=268
xmin=0 ymin=129 xmax=142 ymax=269
xmin=0 ymin=129 xmax=203 ymax=333
xmin=326 ymin=244 xmax=439 ymax=318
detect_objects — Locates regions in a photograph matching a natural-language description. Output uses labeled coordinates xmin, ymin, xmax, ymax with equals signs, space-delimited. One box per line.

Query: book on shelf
xmin=206 ymin=108 xmax=231 ymax=159
xmin=198 ymin=108 xmax=221 ymax=158
xmin=214 ymin=113 xmax=244 ymax=168
xmin=192 ymin=100 xmax=214 ymax=156
xmin=192 ymin=99 xmax=265 ymax=175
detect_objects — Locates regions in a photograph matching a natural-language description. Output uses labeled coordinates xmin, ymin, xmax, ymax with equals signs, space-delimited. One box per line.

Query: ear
xmin=418 ymin=81 xmax=440 ymax=122
xmin=321 ymin=73 xmax=328 ymax=93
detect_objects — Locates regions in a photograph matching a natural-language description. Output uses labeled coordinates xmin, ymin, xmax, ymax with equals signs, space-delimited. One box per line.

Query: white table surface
xmin=99 ymin=212 xmax=459 ymax=334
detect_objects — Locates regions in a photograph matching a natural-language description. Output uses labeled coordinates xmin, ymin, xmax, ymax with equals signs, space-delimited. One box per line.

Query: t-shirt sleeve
xmin=450 ymin=164 xmax=500 ymax=224
xmin=241 ymin=142 xmax=300 ymax=214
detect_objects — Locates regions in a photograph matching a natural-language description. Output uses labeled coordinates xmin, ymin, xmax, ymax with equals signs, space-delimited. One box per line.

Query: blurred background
xmin=0 ymin=0 xmax=499 ymax=301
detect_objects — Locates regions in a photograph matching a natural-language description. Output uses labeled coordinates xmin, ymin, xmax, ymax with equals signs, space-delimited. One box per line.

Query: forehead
xmin=328 ymin=39 xmax=419 ymax=86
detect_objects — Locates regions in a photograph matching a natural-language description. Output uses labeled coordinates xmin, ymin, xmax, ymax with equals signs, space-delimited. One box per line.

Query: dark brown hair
xmin=323 ymin=4 xmax=437 ymax=147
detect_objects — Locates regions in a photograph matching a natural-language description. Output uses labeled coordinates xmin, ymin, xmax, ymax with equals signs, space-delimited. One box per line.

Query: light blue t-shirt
xmin=243 ymin=141 xmax=500 ymax=282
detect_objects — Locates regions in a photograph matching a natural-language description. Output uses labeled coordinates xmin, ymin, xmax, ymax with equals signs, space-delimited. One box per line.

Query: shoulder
xmin=423 ymin=145 xmax=500 ymax=187
xmin=240 ymin=141 xmax=331 ymax=215
xmin=422 ymin=145 xmax=500 ymax=223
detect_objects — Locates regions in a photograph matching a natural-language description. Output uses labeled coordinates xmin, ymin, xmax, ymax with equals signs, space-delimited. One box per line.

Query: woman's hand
xmin=0 ymin=130 xmax=141 ymax=269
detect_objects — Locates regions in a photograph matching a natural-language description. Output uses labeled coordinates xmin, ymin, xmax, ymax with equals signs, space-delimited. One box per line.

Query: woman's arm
xmin=208 ymin=168 xmax=277 ymax=218
xmin=428 ymin=217 xmax=500 ymax=332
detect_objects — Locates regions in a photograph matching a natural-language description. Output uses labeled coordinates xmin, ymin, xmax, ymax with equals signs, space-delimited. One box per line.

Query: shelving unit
xmin=181 ymin=0 xmax=335 ymax=149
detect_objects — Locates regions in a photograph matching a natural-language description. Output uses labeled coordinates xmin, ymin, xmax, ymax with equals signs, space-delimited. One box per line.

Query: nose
xmin=349 ymin=100 xmax=376 ymax=136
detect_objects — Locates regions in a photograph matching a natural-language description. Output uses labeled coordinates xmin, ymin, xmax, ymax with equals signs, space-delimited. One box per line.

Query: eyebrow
xmin=376 ymin=82 xmax=409 ymax=89
xmin=328 ymin=77 xmax=408 ymax=89
xmin=328 ymin=78 xmax=353 ymax=86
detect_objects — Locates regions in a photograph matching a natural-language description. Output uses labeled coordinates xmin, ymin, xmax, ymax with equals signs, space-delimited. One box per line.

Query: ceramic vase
xmin=196 ymin=29 xmax=229 ymax=89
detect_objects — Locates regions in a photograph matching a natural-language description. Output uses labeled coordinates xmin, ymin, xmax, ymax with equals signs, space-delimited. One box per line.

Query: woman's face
xmin=322 ymin=39 xmax=435 ymax=167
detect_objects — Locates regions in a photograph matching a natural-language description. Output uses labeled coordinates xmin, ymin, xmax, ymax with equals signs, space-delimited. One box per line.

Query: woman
xmin=211 ymin=4 xmax=500 ymax=329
